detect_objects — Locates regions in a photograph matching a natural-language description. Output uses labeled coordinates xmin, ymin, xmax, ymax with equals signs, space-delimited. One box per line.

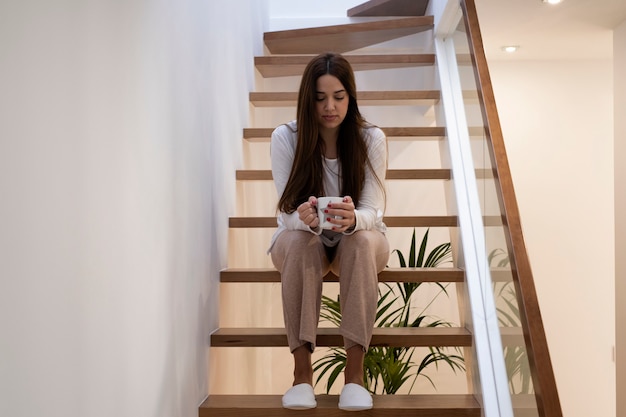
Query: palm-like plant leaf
xmin=375 ymin=289 xmax=404 ymax=326
xmin=416 ymin=228 xmax=428 ymax=267
xmin=313 ymin=348 xmax=346 ymax=393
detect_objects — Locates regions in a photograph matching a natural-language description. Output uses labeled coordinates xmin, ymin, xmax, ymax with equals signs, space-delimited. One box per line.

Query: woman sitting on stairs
xmin=268 ymin=52 xmax=389 ymax=411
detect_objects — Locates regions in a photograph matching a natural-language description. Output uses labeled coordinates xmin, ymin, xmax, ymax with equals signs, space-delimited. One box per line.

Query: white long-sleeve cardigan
xmin=268 ymin=120 xmax=387 ymax=252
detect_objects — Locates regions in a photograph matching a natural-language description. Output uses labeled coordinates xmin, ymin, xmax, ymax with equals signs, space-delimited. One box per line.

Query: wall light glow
xmin=502 ymin=45 xmax=520 ymax=53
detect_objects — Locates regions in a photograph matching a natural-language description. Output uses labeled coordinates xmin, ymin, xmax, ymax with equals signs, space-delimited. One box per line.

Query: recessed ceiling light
xmin=542 ymin=0 xmax=563 ymax=4
xmin=502 ymin=45 xmax=520 ymax=53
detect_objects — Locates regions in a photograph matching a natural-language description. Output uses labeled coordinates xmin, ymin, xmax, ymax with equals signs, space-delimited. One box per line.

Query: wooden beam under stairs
xmin=200 ymin=394 xmax=481 ymax=417
xmin=236 ymin=169 xmax=451 ymax=181
xmin=255 ymin=54 xmax=435 ymax=78
xmin=220 ymin=267 xmax=465 ymax=283
xmin=243 ymin=126 xmax=447 ymax=142
xmin=229 ymin=216 xmax=458 ymax=228
xmin=211 ymin=327 xmax=472 ymax=348
xmin=250 ymin=90 xmax=440 ymax=107
xmin=264 ymin=16 xmax=434 ymax=54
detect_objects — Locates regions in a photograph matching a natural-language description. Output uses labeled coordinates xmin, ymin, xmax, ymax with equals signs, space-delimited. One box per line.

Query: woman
xmin=269 ymin=52 xmax=389 ymax=411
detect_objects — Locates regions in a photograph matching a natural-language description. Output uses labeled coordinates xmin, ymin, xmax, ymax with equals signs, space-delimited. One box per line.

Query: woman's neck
xmin=320 ymin=127 xmax=338 ymax=159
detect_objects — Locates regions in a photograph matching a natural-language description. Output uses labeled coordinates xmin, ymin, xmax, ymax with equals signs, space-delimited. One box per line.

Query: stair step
xmin=243 ymin=126 xmax=446 ymax=142
xmin=348 ymin=0 xmax=430 ymax=17
xmin=236 ymin=169 xmax=450 ymax=181
xmin=264 ymin=16 xmax=434 ymax=54
xmin=255 ymin=54 xmax=435 ymax=77
xmin=200 ymin=394 xmax=481 ymax=417
xmin=220 ymin=268 xmax=511 ymax=283
xmin=229 ymin=216 xmax=457 ymax=228
xmin=250 ymin=91 xmax=440 ymax=107
xmin=211 ymin=327 xmax=472 ymax=347
xmin=500 ymin=327 xmax=525 ymax=346
xmin=235 ymin=169 xmax=492 ymax=180
xmin=221 ymin=267 xmax=465 ymax=283
xmin=227 ymin=216 xmax=504 ymax=228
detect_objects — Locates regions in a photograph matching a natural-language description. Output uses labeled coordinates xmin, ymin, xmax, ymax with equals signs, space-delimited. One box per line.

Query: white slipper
xmin=282 ymin=383 xmax=317 ymax=409
xmin=338 ymin=383 xmax=373 ymax=411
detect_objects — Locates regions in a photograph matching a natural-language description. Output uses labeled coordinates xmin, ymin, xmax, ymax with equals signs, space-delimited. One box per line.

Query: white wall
xmin=0 ymin=1 xmax=267 ymax=417
xmin=489 ymin=59 xmax=615 ymax=417
xmin=615 ymin=19 xmax=626 ymax=417
xmin=269 ymin=0 xmax=362 ymax=17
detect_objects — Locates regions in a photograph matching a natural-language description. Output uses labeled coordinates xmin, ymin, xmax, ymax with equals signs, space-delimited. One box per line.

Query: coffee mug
xmin=317 ymin=196 xmax=344 ymax=230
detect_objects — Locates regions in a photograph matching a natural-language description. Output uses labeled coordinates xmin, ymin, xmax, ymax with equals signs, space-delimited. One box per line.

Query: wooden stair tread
xmin=264 ymin=16 xmax=434 ymax=54
xmin=211 ymin=327 xmax=472 ymax=347
xmin=250 ymin=91 xmax=440 ymax=107
xmin=229 ymin=216 xmax=458 ymax=228
xmin=255 ymin=54 xmax=435 ymax=77
xmin=220 ymin=267 xmax=465 ymax=283
xmin=200 ymin=394 xmax=481 ymax=416
xmin=220 ymin=268 xmax=511 ymax=284
xmin=348 ymin=0 xmax=430 ymax=17
xmin=235 ymin=169 xmax=493 ymax=180
xmin=500 ymin=327 xmax=525 ymax=346
xmin=243 ymin=126 xmax=446 ymax=142
xmin=228 ymin=216 xmax=504 ymax=228
xmin=236 ymin=169 xmax=450 ymax=181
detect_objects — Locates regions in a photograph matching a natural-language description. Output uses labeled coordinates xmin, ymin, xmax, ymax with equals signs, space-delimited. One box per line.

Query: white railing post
xmin=430 ymin=1 xmax=514 ymax=416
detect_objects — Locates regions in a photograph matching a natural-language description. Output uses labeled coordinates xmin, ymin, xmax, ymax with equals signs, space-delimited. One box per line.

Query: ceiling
xmin=475 ymin=0 xmax=626 ymax=60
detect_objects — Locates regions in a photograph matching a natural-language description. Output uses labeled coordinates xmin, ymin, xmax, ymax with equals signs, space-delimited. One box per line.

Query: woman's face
xmin=315 ymin=74 xmax=349 ymax=134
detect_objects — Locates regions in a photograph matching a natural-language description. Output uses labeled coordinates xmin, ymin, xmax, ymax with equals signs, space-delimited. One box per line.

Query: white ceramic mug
xmin=317 ymin=196 xmax=344 ymax=230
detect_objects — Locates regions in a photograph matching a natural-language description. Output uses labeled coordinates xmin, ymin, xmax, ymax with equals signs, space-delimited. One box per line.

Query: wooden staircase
xmin=200 ymin=11 xmax=474 ymax=417
xmin=200 ymin=0 xmax=562 ymax=416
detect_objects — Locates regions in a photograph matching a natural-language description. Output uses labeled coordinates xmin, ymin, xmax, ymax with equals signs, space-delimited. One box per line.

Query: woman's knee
xmin=341 ymin=231 xmax=388 ymax=257
xmin=271 ymin=231 xmax=326 ymax=271
xmin=334 ymin=231 xmax=389 ymax=274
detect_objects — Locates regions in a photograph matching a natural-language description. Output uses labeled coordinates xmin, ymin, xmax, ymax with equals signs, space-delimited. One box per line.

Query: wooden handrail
xmin=460 ymin=1 xmax=563 ymax=416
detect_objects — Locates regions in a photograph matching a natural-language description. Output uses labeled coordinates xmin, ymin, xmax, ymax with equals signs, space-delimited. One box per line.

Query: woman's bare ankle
xmin=293 ymin=345 xmax=313 ymax=386
xmin=344 ymin=344 xmax=366 ymax=386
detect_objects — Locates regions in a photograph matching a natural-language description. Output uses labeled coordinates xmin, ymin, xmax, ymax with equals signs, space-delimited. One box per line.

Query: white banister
xmin=429 ymin=1 xmax=514 ymax=416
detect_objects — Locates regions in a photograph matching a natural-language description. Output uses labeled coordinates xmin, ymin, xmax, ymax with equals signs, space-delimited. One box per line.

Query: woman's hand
xmin=323 ymin=196 xmax=356 ymax=232
xmin=297 ymin=196 xmax=320 ymax=229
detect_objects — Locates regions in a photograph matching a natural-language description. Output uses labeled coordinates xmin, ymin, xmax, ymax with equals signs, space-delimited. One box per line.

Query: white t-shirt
xmin=268 ymin=120 xmax=387 ymax=252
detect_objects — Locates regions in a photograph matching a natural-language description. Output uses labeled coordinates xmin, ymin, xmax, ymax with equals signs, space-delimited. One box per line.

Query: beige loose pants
xmin=270 ymin=230 xmax=389 ymax=352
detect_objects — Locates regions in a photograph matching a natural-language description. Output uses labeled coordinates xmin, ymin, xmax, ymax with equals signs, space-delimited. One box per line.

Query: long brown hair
xmin=277 ymin=52 xmax=383 ymax=213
